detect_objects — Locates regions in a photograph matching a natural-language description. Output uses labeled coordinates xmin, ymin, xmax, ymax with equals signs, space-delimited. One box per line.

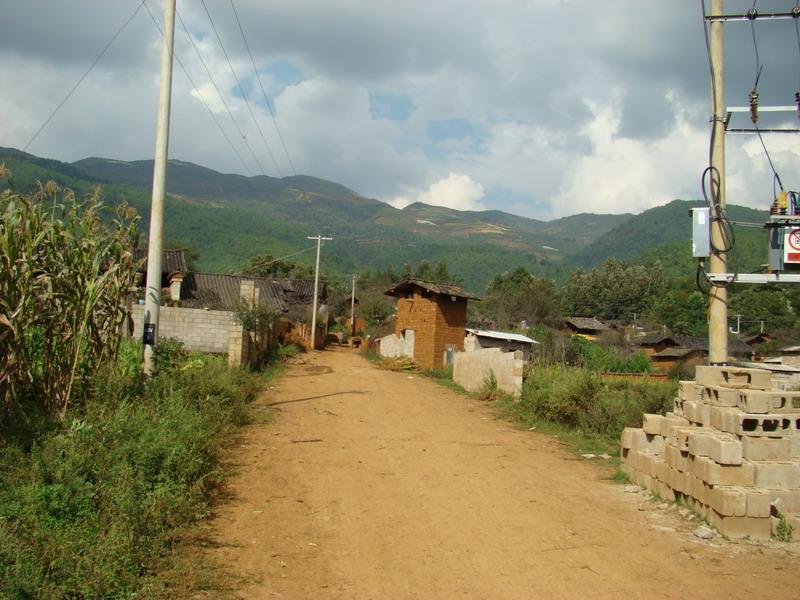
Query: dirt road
xmin=206 ymin=347 xmax=799 ymax=599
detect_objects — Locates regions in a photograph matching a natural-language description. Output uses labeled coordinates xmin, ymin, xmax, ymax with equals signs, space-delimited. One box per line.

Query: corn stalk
xmin=0 ymin=181 xmax=140 ymax=418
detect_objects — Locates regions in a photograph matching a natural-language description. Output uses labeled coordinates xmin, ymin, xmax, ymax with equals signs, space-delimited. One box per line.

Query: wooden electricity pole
xmin=350 ymin=275 xmax=356 ymax=336
xmin=307 ymin=235 xmax=332 ymax=350
xmin=143 ymin=0 xmax=176 ymax=375
xmin=708 ymin=0 xmax=728 ymax=365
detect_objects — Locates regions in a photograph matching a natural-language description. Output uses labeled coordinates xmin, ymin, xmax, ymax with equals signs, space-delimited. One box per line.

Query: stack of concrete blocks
xmin=620 ymin=365 xmax=800 ymax=540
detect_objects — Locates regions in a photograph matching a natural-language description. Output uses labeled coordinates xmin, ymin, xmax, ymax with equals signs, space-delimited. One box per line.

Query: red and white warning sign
xmin=784 ymin=229 xmax=800 ymax=263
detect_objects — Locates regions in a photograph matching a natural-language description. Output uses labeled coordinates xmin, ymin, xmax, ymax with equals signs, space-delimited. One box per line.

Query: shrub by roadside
xmin=508 ymin=365 xmax=676 ymax=439
xmin=0 ymin=340 xmax=265 ymax=598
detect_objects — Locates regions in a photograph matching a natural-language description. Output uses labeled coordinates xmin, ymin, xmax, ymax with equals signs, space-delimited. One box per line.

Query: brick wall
xmin=130 ymin=304 xmax=234 ymax=353
xmin=453 ymin=348 xmax=525 ymax=398
xmin=395 ymin=290 xmax=467 ymax=370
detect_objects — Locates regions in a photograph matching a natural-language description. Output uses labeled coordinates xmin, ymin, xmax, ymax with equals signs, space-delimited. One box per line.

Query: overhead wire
xmin=23 ymin=1 xmax=145 ymax=151
xmin=229 ymin=0 xmax=297 ymax=176
xmin=142 ymin=0 xmax=253 ymax=176
xmin=199 ymin=0 xmax=283 ymax=177
xmin=172 ymin=6 xmax=265 ymax=176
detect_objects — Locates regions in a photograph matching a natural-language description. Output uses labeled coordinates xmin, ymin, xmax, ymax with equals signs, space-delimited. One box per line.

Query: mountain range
xmin=0 ymin=147 xmax=771 ymax=290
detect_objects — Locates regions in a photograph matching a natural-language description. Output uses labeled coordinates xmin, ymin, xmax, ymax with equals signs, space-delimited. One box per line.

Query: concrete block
xmin=687 ymin=430 xmax=714 ymax=457
xmin=752 ymin=462 xmax=800 ymax=489
xmin=690 ymin=475 xmax=712 ymax=505
xmin=703 ymin=385 xmax=740 ymax=407
xmin=793 ymin=436 xmax=800 ymax=459
xmin=692 ymin=456 xmax=755 ymax=487
xmin=642 ymin=413 xmax=665 ymax=435
xmin=695 ymin=365 xmax=772 ymax=390
xmin=683 ymin=400 xmax=701 ymax=424
xmin=710 ymin=486 xmax=747 ymax=517
xmin=657 ymin=480 xmax=676 ymax=502
xmin=661 ymin=413 xmax=691 ymax=437
xmin=679 ymin=380 xmax=702 ymax=402
xmin=666 ymin=444 xmax=689 ymax=472
xmin=709 ymin=406 xmax=741 ymax=434
xmin=736 ymin=413 xmax=794 ymax=438
xmin=708 ymin=434 xmax=743 ymax=465
xmin=746 ymin=489 xmax=773 ymax=518
xmin=673 ymin=397 xmax=685 ymax=417
xmin=742 ymin=437 xmax=792 ymax=461
xmin=737 ymin=390 xmax=800 ymax=414
xmin=708 ymin=511 xmax=771 ymax=540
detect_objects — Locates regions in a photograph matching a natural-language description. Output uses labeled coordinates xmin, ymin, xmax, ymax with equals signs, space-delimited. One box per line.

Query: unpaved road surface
xmin=206 ymin=347 xmax=799 ymax=599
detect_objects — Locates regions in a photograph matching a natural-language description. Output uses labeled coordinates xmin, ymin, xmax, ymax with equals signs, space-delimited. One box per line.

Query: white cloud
xmin=392 ymin=173 xmax=487 ymax=212
xmin=1 ymin=0 xmax=798 ymax=223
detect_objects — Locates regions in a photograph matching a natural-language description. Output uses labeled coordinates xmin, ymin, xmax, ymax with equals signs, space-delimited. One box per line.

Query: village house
xmin=380 ymin=279 xmax=479 ymax=370
xmin=560 ymin=316 xmax=610 ymax=340
xmin=635 ymin=334 xmax=755 ymax=372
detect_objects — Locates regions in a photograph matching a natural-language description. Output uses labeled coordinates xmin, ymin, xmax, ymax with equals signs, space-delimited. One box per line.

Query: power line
xmin=23 ymin=2 xmax=145 ymax=151
xmin=229 ymin=0 xmax=297 ymax=176
xmin=199 ymin=0 xmax=283 ymax=177
xmin=142 ymin=1 xmax=253 ymax=176
xmin=173 ymin=6 xmax=265 ymax=176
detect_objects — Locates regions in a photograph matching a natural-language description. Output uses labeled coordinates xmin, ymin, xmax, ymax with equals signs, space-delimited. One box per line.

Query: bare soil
xmin=203 ymin=347 xmax=800 ymax=599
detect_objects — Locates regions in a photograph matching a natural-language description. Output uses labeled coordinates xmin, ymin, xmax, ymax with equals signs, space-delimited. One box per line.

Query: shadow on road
xmin=264 ymin=390 xmax=366 ymax=407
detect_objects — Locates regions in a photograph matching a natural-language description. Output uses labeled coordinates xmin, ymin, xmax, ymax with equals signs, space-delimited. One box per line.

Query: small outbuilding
xmin=464 ymin=328 xmax=537 ymax=362
xmin=383 ymin=279 xmax=479 ymax=370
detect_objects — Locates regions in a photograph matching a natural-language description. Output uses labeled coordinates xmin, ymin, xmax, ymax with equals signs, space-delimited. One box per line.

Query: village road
xmin=206 ymin=347 xmax=799 ymax=599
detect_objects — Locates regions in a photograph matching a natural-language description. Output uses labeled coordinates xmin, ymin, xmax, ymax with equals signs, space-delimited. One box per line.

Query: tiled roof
xmin=134 ymin=248 xmax=188 ymax=275
xmin=181 ymin=272 xmax=286 ymax=312
xmin=653 ymin=347 xmax=702 ymax=359
xmin=269 ymin=279 xmax=327 ymax=304
xmin=384 ymin=278 xmax=480 ymax=300
xmin=562 ymin=317 xmax=610 ymax=332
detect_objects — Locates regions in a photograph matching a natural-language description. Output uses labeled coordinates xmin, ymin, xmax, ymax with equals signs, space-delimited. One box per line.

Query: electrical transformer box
xmin=691 ymin=207 xmax=710 ymax=258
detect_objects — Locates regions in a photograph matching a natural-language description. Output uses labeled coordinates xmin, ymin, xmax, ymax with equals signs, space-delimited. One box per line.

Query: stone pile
xmin=620 ymin=365 xmax=800 ymax=540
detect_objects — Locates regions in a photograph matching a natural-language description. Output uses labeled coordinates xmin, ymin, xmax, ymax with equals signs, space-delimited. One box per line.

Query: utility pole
xmin=708 ymin=0 xmax=728 ymax=365
xmin=307 ymin=235 xmax=332 ymax=350
xmin=350 ymin=275 xmax=357 ymax=336
xmin=143 ymin=0 xmax=176 ymax=375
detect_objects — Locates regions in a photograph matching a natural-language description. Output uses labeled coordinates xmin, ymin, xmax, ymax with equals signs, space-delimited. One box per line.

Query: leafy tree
xmin=243 ymin=254 xmax=314 ymax=279
xmin=564 ymin=259 xmax=667 ymax=320
xmin=729 ymin=286 xmax=796 ymax=335
xmin=474 ymin=267 xmax=560 ymax=329
xmin=647 ymin=289 xmax=707 ymax=336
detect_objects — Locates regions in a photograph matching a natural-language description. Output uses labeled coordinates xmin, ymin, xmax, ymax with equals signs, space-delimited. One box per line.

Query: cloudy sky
xmin=2 ymin=1 xmax=799 ymax=220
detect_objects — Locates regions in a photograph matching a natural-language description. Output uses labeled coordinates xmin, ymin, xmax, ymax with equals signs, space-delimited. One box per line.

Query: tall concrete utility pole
xmin=708 ymin=0 xmax=728 ymax=365
xmin=350 ymin=275 xmax=356 ymax=336
xmin=307 ymin=235 xmax=332 ymax=350
xmin=143 ymin=0 xmax=176 ymax=375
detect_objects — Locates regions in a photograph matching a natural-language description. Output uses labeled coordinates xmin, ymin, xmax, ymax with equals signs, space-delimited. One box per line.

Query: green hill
xmin=572 ymin=199 xmax=769 ymax=269
xmin=0 ymin=148 xmax=771 ymax=291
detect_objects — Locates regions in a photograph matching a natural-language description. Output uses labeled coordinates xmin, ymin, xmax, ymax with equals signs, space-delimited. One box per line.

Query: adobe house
xmin=134 ymin=248 xmax=188 ymax=302
xmin=383 ymin=279 xmax=479 ymax=370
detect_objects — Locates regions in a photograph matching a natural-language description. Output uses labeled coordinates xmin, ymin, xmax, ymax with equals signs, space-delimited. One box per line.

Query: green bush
xmin=0 ymin=349 xmax=263 ymax=598
xmin=570 ymin=336 xmax=652 ymax=373
xmin=513 ymin=366 xmax=675 ymax=438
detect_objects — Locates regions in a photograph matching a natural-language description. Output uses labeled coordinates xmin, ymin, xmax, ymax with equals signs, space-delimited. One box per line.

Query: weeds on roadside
xmin=0 ymin=339 xmax=270 ymax=598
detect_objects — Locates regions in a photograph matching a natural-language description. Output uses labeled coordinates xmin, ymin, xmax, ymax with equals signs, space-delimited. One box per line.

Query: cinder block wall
xmin=379 ymin=332 xmax=414 ymax=359
xmin=453 ymin=348 xmax=525 ymax=398
xmin=130 ymin=304 xmax=234 ymax=353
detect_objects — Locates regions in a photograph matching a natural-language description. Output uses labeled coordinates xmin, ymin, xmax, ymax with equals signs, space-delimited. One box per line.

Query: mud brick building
xmin=384 ymin=279 xmax=479 ymax=370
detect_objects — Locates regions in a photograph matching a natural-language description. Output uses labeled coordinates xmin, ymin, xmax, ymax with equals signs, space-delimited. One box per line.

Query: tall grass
xmin=509 ymin=365 xmax=676 ymax=438
xmin=0 ymin=340 xmax=264 ymax=598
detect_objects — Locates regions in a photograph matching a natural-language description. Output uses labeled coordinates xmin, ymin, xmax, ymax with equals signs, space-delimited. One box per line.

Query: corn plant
xmin=0 ymin=179 xmax=140 ymax=418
